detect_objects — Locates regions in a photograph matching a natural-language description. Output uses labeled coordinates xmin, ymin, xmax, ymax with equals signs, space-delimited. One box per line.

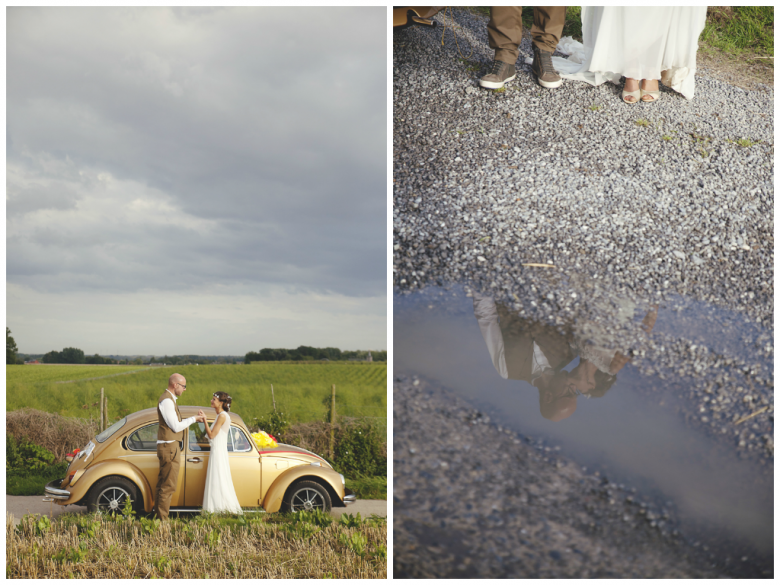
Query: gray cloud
xmin=7 ymin=7 xmax=387 ymax=354
xmin=8 ymin=7 xmax=386 ymax=296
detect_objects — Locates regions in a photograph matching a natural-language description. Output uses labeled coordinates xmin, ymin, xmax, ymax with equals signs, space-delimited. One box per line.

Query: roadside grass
xmin=700 ymin=6 xmax=773 ymax=62
xmin=345 ymin=475 xmax=387 ymax=500
xmin=7 ymin=510 xmax=387 ymax=578
xmin=7 ymin=462 xmax=68 ymax=496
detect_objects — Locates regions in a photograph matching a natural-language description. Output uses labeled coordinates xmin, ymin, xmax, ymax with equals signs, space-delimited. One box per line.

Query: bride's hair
xmin=213 ymin=392 xmax=232 ymax=412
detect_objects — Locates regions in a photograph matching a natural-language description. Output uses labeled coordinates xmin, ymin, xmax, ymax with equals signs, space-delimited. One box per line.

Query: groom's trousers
xmin=488 ymin=7 xmax=567 ymax=65
xmin=155 ymin=441 xmax=180 ymax=520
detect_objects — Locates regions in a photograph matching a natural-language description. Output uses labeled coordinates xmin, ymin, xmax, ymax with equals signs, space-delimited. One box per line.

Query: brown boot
xmin=531 ymin=45 xmax=562 ymax=89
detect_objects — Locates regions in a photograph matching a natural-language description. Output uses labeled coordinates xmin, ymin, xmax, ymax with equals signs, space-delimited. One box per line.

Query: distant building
xmin=24 ymin=360 xmax=40 ymax=365
xmin=367 ymin=351 xmax=373 ymax=362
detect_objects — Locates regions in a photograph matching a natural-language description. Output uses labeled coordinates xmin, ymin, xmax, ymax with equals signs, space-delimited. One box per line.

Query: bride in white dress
xmin=198 ymin=392 xmax=243 ymax=515
xmin=546 ymin=7 xmax=708 ymax=102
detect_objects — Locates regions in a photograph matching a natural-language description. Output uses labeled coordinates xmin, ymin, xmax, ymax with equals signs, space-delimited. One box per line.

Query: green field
xmin=7 ymin=363 xmax=387 ymax=426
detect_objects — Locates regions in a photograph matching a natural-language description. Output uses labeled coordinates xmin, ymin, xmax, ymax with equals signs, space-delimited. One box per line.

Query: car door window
xmin=228 ymin=426 xmax=252 ymax=453
xmin=127 ymin=423 xmax=159 ymax=451
xmin=188 ymin=422 xmax=211 ymax=452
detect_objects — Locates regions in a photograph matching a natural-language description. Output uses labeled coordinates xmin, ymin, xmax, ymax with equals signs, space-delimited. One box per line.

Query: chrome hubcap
xmin=97 ymin=487 xmax=130 ymax=512
xmin=292 ymin=488 xmax=323 ymax=512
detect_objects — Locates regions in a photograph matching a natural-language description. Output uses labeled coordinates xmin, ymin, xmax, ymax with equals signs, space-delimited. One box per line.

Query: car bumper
xmin=343 ymin=488 xmax=356 ymax=505
xmin=43 ymin=479 xmax=71 ymax=502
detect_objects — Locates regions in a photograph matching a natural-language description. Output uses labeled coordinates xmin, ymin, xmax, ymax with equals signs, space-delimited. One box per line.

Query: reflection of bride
xmin=473 ymin=292 xmax=657 ymax=422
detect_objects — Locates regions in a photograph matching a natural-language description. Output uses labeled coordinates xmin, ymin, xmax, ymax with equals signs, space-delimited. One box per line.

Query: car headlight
xmin=339 ymin=474 xmax=345 ymax=486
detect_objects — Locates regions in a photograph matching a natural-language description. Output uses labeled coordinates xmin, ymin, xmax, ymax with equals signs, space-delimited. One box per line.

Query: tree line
xmin=245 ymin=346 xmax=387 ymax=363
xmin=6 ymin=328 xmax=386 ymax=366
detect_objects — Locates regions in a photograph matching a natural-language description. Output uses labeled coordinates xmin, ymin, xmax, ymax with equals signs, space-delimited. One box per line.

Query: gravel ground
xmin=393 ymin=10 xmax=773 ymax=463
xmin=393 ymin=9 xmax=772 ymax=326
xmin=392 ymin=375 xmax=764 ymax=578
xmin=393 ymin=10 xmax=773 ymax=578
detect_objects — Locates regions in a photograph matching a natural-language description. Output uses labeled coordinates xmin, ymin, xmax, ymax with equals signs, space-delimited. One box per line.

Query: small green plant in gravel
xmin=735 ymin=138 xmax=760 ymax=147
xmin=635 ymin=118 xmax=650 ymax=127
xmin=589 ymin=104 xmax=602 ymax=111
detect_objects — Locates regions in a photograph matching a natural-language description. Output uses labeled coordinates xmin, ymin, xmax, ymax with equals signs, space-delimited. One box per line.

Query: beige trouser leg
xmin=155 ymin=442 xmax=180 ymax=521
xmin=488 ymin=7 xmax=567 ymax=63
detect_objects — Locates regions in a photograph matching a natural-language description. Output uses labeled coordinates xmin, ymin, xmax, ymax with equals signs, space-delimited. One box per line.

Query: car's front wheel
xmin=283 ymin=480 xmax=332 ymax=513
xmin=86 ymin=476 xmax=139 ymax=515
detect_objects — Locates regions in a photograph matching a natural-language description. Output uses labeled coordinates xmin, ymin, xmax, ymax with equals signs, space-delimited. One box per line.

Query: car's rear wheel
xmin=283 ymin=480 xmax=332 ymax=513
xmin=86 ymin=476 xmax=139 ymax=515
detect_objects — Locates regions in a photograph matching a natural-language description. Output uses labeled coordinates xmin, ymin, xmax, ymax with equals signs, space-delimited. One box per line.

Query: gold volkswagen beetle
xmin=43 ymin=406 xmax=356 ymax=515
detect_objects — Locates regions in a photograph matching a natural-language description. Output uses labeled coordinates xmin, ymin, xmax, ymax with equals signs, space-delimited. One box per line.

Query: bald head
xmin=168 ymin=373 xmax=187 ymax=397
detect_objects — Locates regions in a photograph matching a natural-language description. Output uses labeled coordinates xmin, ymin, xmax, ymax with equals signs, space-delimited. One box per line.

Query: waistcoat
xmin=157 ymin=391 xmax=183 ymax=442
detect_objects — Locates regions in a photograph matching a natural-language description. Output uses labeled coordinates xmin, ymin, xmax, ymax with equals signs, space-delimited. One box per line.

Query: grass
xmin=635 ymin=119 xmax=650 ymax=127
xmin=7 ymin=510 xmax=387 ymax=578
xmin=731 ymin=138 xmax=760 ymax=148
xmin=7 ymin=463 xmax=69 ymax=496
xmin=7 ymin=362 xmax=387 ymax=424
xmin=345 ymin=475 xmax=387 ymax=500
xmin=700 ymin=6 xmax=773 ymax=60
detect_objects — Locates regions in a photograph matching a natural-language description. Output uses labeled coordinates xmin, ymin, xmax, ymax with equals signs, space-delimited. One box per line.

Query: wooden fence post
xmin=100 ymin=388 xmax=104 ymax=432
xmin=104 ymin=397 xmax=108 ymax=430
xmin=271 ymin=384 xmax=277 ymax=413
xmin=329 ymin=384 xmax=336 ymax=458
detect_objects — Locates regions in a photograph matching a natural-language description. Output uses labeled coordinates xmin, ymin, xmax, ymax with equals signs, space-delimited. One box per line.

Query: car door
xmin=184 ymin=421 xmax=261 ymax=508
xmin=122 ymin=422 xmax=185 ymax=508
xmin=226 ymin=425 xmax=263 ymax=507
xmin=184 ymin=422 xmax=210 ymax=506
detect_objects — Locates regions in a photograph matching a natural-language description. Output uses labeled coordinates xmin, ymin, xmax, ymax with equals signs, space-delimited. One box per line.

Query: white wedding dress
xmin=541 ymin=7 xmax=708 ymax=100
xmin=202 ymin=411 xmax=243 ymax=515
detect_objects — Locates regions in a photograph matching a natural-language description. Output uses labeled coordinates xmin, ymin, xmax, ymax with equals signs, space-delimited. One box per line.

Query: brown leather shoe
xmin=479 ymin=60 xmax=516 ymax=89
xmin=531 ymin=45 xmax=562 ymax=89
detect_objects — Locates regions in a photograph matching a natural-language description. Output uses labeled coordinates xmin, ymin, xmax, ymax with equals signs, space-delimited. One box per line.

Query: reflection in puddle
xmin=395 ymin=285 xmax=773 ymax=570
xmin=473 ymin=292 xmax=657 ymax=421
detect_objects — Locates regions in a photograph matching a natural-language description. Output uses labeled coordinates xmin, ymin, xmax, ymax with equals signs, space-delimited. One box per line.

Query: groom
xmin=480 ymin=7 xmax=567 ymax=90
xmin=154 ymin=373 xmax=201 ymax=520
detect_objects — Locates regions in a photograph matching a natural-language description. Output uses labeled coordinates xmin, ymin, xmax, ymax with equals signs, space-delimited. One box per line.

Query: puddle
xmin=394 ymin=284 xmax=773 ymax=572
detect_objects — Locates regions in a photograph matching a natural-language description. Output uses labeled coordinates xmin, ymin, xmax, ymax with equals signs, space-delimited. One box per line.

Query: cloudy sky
xmin=7 ymin=7 xmax=387 ymax=356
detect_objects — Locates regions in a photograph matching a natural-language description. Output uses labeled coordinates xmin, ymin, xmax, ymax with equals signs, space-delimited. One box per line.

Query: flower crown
xmin=213 ymin=393 xmax=232 ymax=400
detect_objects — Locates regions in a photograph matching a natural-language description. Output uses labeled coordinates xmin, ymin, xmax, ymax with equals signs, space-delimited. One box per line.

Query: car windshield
xmin=95 ymin=417 xmax=127 ymax=443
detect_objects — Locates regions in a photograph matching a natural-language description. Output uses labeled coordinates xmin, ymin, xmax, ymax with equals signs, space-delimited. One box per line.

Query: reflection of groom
xmin=155 ymin=374 xmax=198 ymax=520
xmin=473 ymin=293 xmax=577 ymax=421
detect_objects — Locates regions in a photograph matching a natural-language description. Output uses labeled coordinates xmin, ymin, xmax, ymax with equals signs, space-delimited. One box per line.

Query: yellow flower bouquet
xmin=252 ymin=431 xmax=278 ymax=449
